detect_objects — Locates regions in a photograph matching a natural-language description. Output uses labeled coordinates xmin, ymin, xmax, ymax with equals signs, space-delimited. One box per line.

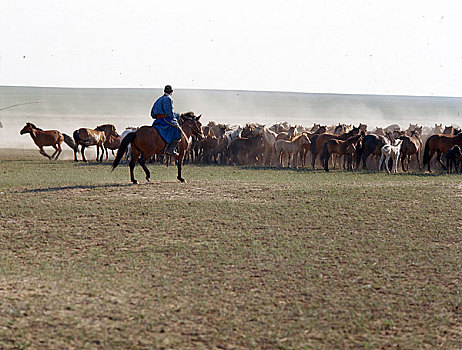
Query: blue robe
xmin=151 ymin=94 xmax=180 ymax=143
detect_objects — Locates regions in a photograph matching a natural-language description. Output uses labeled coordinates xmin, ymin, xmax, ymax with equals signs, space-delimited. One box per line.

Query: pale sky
xmin=1 ymin=0 xmax=461 ymax=96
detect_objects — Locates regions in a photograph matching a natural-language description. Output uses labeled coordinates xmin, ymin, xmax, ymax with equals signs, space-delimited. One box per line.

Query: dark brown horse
xmin=20 ymin=122 xmax=74 ymax=160
xmin=103 ymin=133 xmax=121 ymax=160
xmin=320 ymin=133 xmax=363 ymax=172
xmin=112 ymin=112 xmax=204 ymax=184
xmin=300 ymin=126 xmax=327 ymax=167
xmin=73 ymin=124 xmax=116 ymax=162
xmin=310 ymin=126 xmax=361 ymax=169
xmin=423 ymin=133 xmax=462 ymax=172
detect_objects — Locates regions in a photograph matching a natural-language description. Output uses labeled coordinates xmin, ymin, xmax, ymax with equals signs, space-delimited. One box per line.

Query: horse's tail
xmin=423 ymin=137 xmax=431 ymax=165
xmin=73 ymin=130 xmax=80 ymax=145
xmin=63 ymin=133 xmax=76 ymax=150
xmin=112 ymin=132 xmax=136 ymax=170
xmin=310 ymin=135 xmax=318 ymax=156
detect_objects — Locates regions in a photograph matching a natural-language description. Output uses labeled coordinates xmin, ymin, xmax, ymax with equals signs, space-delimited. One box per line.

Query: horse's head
xmin=181 ymin=112 xmax=204 ymax=141
xmin=96 ymin=124 xmax=117 ymax=137
xmin=241 ymin=124 xmax=255 ymax=138
xmin=301 ymin=133 xmax=311 ymax=145
xmin=358 ymin=123 xmax=368 ymax=132
xmin=20 ymin=122 xmax=33 ymax=135
xmin=443 ymin=126 xmax=455 ymax=135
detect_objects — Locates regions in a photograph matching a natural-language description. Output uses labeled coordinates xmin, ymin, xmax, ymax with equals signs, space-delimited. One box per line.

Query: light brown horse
xmin=274 ymin=133 xmax=311 ymax=168
xmin=20 ymin=122 xmax=73 ymax=160
xmin=112 ymin=112 xmax=204 ymax=184
xmin=423 ymin=133 xmax=462 ymax=172
xmin=73 ymin=124 xmax=115 ymax=162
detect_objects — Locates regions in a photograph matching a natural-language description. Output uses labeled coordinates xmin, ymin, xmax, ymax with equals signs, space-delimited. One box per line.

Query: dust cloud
xmin=1 ymin=86 xmax=461 ymax=149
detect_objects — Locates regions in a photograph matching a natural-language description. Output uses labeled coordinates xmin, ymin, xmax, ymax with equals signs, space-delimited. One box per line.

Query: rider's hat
xmin=164 ymin=85 xmax=173 ymax=93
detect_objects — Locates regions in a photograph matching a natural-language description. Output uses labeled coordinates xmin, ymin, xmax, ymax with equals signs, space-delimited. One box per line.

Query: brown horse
xmin=112 ymin=112 xmax=204 ymax=184
xmin=398 ymin=132 xmax=422 ymax=171
xmin=310 ymin=126 xmax=361 ymax=169
xmin=299 ymin=126 xmax=327 ymax=167
xmin=320 ymin=133 xmax=363 ymax=172
xmin=73 ymin=124 xmax=115 ymax=162
xmin=103 ymin=133 xmax=121 ymax=160
xmin=20 ymin=122 xmax=73 ymax=160
xmin=423 ymin=133 xmax=462 ymax=172
xmin=95 ymin=124 xmax=121 ymax=160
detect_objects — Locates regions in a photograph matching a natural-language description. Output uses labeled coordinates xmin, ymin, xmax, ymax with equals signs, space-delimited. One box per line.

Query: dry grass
xmin=0 ymin=149 xmax=461 ymax=349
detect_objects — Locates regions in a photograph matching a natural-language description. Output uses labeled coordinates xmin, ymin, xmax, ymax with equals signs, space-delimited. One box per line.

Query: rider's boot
xmin=164 ymin=138 xmax=181 ymax=156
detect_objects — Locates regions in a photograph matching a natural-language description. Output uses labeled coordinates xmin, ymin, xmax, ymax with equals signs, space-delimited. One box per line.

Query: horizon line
xmin=1 ymin=84 xmax=462 ymax=100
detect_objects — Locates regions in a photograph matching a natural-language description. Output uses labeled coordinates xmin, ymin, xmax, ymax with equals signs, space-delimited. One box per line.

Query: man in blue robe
xmin=151 ymin=85 xmax=182 ymax=156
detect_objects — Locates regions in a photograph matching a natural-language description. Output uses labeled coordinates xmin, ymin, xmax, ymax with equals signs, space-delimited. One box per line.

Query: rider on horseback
xmin=151 ymin=85 xmax=182 ymax=156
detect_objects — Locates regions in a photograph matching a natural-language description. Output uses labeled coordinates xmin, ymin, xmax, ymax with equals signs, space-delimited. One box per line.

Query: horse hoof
xmin=146 ymin=177 xmax=150 ymax=182
xmin=178 ymin=177 xmax=186 ymax=183
xmin=132 ymin=180 xmax=139 ymax=185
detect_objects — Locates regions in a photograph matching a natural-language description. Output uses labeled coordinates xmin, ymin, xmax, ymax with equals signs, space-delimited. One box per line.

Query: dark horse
xmin=423 ymin=133 xmax=462 ymax=172
xmin=355 ymin=134 xmax=389 ymax=170
xmin=112 ymin=112 xmax=204 ymax=184
xmin=320 ymin=133 xmax=363 ymax=172
xmin=310 ymin=126 xmax=361 ymax=169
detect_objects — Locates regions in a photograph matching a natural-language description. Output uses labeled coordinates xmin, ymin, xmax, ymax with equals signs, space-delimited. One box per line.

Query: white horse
xmin=379 ymin=139 xmax=403 ymax=174
xmin=120 ymin=127 xmax=138 ymax=163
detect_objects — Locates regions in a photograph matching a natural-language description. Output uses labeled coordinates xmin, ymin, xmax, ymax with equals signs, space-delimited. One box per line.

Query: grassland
xmin=0 ymin=149 xmax=461 ymax=349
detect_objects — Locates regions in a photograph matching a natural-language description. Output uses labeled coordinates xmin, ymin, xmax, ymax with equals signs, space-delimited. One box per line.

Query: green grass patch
xmin=0 ymin=149 xmax=461 ymax=349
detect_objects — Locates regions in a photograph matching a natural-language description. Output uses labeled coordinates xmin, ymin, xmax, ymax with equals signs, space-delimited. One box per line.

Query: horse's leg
xmin=129 ymin=147 xmax=142 ymax=184
xmin=138 ymin=157 xmax=151 ymax=182
xmin=379 ymin=154 xmax=384 ymax=172
xmin=54 ymin=143 xmax=63 ymax=160
xmin=400 ymin=153 xmax=406 ymax=172
xmin=97 ymin=145 xmax=103 ymax=162
xmin=50 ymin=145 xmax=59 ymax=160
xmin=74 ymin=144 xmax=79 ymax=162
xmin=39 ymin=147 xmax=52 ymax=160
xmin=384 ymin=156 xmax=389 ymax=174
xmin=81 ymin=146 xmax=87 ymax=162
xmin=177 ymin=156 xmax=185 ymax=182
xmin=324 ymin=153 xmax=330 ymax=172
xmin=436 ymin=151 xmax=446 ymax=170
xmin=311 ymin=151 xmax=317 ymax=169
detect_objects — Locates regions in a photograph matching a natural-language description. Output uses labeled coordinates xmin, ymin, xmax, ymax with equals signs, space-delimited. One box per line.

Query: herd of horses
xmin=19 ymin=117 xmax=462 ymax=183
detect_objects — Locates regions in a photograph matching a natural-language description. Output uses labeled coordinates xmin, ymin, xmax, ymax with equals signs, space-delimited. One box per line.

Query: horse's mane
xmin=343 ymin=126 xmax=360 ymax=138
xmin=180 ymin=111 xmax=196 ymax=119
xmin=345 ymin=133 xmax=362 ymax=143
xmin=96 ymin=124 xmax=114 ymax=130
xmin=28 ymin=122 xmax=43 ymax=131
xmin=291 ymin=134 xmax=306 ymax=142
